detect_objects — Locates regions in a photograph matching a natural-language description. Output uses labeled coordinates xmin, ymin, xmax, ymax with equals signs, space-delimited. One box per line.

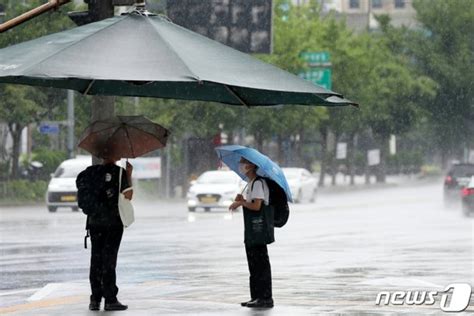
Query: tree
xmin=409 ymin=0 xmax=474 ymax=165
xmin=355 ymin=15 xmax=437 ymax=182
xmin=0 ymin=1 xmax=75 ymax=178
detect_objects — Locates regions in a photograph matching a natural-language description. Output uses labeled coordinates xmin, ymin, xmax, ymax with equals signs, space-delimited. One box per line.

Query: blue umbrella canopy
xmin=0 ymin=10 xmax=357 ymax=107
xmin=215 ymin=145 xmax=293 ymax=202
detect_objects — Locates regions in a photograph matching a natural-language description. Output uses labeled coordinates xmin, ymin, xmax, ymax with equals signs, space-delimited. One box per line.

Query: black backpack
xmin=252 ymin=176 xmax=290 ymax=228
xmin=76 ymin=165 xmax=106 ymax=215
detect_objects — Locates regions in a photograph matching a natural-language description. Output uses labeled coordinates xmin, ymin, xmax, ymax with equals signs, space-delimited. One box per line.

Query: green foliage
xmin=420 ymin=164 xmax=442 ymax=177
xmin=31 ymin=148 xmax=67 ymax=177
xmin=386 ymin=151 xmax=423 ymax=174
xmin=0 ymin=0 xmax=75 ymax=48
xmin=0 ymin=85 xmax=40 ymax=126
xmin=0 ymin=1 xmax=75 ymax=178
xmin=0 ymin=0 xmax=469 ymax=183
xmin=0 ymin=180 xmax=48 ymax=202
xmin=409 ymin=0 xmax=474 ymax=157
xmin=0 ymin=161 xmax=9 ymax=180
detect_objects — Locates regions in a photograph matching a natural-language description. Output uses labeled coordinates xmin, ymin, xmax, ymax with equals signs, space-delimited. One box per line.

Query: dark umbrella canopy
xmin=78 ymin=115 xmax=169 ymax=158
xmin=0 ymin=11 xmax=356 ymax=107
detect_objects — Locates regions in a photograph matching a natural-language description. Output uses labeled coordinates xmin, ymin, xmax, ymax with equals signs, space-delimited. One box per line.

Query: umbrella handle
xmin=239 ymin=178 xmax=258 ymax=197
xmin=241 ymin=183 xmax=248 ymax=195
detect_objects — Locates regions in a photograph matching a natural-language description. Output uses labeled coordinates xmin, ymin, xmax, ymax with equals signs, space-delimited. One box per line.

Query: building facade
xmin=292 ymin=0 xmax=417 ymax=31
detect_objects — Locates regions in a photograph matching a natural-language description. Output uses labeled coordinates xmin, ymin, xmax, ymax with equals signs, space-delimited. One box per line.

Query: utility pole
xmin=69 ymin=0 xmax=115 ymax=164
xmin=67 ymin=90 xmax=75 ymax=158
xmin=89 ymin=1 xmax=115 ymax=165
xmin=367 ymin=0 xmax=372 ymax=31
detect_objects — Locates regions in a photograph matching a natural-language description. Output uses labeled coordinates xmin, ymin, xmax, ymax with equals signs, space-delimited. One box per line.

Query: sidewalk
xmin=2 ymin=280 xmax=464 ymax=315
xmin=0 ymin=281 xmax=320 ymax=315
xmin=318 ymin=174 xmax=441 ymax=194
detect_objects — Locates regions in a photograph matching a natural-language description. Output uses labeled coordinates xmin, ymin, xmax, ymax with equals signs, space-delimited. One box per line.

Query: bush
xmin=386 ymin=151 xmax=423 ymax=174
xmin=0 ymin=180 xmax=48 ymax=202
xmin=31 ymin=149 xmax=67 ymax=179
xmin=0 ymin=161 xmax=9 ymax=181
xmin=420 ymin=164 xmax=442 ymax=177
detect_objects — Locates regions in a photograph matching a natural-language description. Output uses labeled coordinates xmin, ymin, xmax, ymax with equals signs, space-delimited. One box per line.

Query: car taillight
xmin=445 ymin=176 xmax=452 ymax=184
xmin=461 ymin=188 xmax=474 ymax=197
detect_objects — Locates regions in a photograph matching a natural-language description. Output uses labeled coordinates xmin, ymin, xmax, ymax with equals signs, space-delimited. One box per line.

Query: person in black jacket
xmin=77 ymin=154 xmax=133 ymax=311
xmin=229 ymin=157 xmax=274 ymax=309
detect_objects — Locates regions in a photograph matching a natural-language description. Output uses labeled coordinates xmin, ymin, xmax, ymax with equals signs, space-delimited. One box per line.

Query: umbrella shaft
xmin=0 ymin=0 xmax=71 ymax=33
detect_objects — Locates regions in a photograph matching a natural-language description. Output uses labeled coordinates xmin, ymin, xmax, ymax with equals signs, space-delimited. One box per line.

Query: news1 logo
xmin=375 ymin=283 xmax=472 ymax=312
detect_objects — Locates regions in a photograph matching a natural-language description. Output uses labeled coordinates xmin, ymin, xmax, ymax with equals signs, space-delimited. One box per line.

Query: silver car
xmin=282 ymin=167 xmax=318 ymax=203
xmin=187 ymin=170 xmax=244 ymax=212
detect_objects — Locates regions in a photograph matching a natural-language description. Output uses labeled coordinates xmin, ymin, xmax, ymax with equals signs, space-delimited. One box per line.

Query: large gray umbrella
xmin=0 ymin=9 xmax=356 ymax=107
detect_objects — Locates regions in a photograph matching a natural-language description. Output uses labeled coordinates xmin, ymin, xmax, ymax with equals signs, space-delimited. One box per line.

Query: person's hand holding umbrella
xmin=124 ymin=161 xmax=134 ymax=200
xmin=229 ymin=200 xmax=243 ymax=212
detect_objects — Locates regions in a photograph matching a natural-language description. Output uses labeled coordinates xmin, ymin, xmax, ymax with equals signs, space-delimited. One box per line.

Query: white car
xmin=187 ymin=170 xmax=244 ymax=212
xmin=282 ymin=167 xmax=318 ymax=203
xmin=46 ymin=156 xmax=91 ymax=212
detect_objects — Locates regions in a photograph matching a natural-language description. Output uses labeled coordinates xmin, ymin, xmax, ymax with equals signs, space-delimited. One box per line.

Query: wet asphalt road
xmin=0 ymin=179 xmax=473 ymax=315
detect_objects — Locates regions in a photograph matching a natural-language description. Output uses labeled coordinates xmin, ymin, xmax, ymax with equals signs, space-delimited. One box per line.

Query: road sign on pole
xmin=336 ymin=142 xmax=347 ymax=160
xmin=300 ymin=52 xmax=331 ymax=66
xmin=299 ymin=51 xmax=332 ymax=90
xmin=299 ymin=68 xmax=332 ymax=90
xmin=368 ymin=149 xmax=380 ymax=166
xmin=38 ymin=123 xmax=60 ymax=134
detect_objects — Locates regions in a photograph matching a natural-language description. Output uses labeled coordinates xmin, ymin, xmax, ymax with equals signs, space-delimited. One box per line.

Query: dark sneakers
xmin=245 ymin=298 xmax=274 ymax=308
xmin=104 ymin=300 xmax=128 ymax=311
xmin=89 ymin=300 xmax=100 ymax=311
xmin=241 ymin=299 xmax=256 ymax=307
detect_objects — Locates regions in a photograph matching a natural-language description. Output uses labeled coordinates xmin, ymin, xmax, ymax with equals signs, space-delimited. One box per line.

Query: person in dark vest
xmin=79 ymin=153 xmax=133 ymax=311
xmin=229 ymin=157 xmax=274 ymax=308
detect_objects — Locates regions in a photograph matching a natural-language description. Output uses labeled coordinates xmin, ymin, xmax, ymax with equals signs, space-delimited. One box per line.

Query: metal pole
xmin=89 ymin=0 xmax=115 ymax=165
xmin=91 ymin=96 xmax=115 ymax=164
xmin=165 ymin=144 xmax=171 ymax=198
xmin=134 ymin=96 xmax=139 ymax=115
xmin=367 ymin=0 xmax=372 ymax=31
xmin=67 ymin=90 xmax=74 ymax=158
xmin=182 ymin=137 xmax=189 ymax=198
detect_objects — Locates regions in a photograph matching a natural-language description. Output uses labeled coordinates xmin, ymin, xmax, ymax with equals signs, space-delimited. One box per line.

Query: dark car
xmin=461 ymin=177 xmax=474 ymax=217
xmin=443 ymin=163 xmax=474 ymax=205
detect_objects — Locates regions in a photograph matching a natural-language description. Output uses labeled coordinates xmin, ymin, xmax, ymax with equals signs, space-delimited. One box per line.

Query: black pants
xmin=245 ymin=244 xmax=272 ymax=300
xmin=89 ymin=227 xmax=123 ymax=302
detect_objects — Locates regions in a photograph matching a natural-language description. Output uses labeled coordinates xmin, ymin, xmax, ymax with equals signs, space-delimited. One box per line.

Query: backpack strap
xmin=250 ymin=176 xmax=267 ymax=204
xmin=250 ymin=176 xmax=264 ymax=191
xmin=84 ymin=219 xmax=89 ymax=249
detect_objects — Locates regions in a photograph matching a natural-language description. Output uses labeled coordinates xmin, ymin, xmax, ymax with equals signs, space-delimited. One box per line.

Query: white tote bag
xmin=118 ymin=165 xmax=135 ymax=228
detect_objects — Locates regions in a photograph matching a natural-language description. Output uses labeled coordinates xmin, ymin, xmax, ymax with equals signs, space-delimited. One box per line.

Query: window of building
xmin=372 ymin=0 xmax=382 ymax=8
xmin=394 ymin=0 xmax=405 ymax=8
xmin=349 ymin=0 xmax=360 ymax=9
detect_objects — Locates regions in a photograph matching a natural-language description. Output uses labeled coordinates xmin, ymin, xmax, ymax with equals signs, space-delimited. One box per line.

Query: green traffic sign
xmin=299 ymin=68 xmax=332 ymax=90
xmin=299 ymin=51 xmax=332 ymax=90
xmin=300 ymin=51 xmax=331 ymax=66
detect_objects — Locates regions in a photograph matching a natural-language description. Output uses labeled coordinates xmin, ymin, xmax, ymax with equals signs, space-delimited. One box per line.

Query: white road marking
xmin=0 ymin=288 xmax=39 ymax=297
xmin=27 ymin=283 xmax=63 ymax=301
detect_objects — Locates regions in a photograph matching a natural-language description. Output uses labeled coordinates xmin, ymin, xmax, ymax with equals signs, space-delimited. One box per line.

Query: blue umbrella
xmin=215 ymin=145 xmax=293 ymax=202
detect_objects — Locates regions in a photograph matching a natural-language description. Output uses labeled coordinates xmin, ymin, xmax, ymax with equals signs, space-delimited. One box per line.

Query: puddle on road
xmin=334 ymin=267 xmax=379 ymax=274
